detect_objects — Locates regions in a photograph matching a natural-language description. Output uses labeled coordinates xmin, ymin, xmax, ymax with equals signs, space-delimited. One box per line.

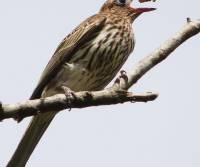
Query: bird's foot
xmin=119 ymin=70 xmax=128 ymax=81
xmin=114 ymin=70 xmax=128 ymax=84
xmin=61 ymin=86 xmax=75 ymax=111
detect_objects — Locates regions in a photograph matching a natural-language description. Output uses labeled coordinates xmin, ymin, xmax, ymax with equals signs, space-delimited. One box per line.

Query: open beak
xmin=128 ymin=6 xmax=156 ymax=21
xmin=133 ymin=7 xmax=156 ymax=14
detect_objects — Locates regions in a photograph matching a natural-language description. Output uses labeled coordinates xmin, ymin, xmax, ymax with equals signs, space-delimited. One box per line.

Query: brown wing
xmin=30 ymin=14 xmax=106 ymax=99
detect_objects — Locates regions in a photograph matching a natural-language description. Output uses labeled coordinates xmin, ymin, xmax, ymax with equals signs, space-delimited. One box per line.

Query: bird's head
xmin=100 ymin=0 xmax=156 ymax=22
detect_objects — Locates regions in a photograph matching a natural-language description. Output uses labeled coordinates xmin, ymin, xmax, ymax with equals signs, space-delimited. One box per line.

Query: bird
xmin=7 ymin=0 xmax=155 ymax=166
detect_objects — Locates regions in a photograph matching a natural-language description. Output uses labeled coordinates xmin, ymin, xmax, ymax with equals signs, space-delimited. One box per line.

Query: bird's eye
xmin=116 ymin=0 xmax=128 ymax=5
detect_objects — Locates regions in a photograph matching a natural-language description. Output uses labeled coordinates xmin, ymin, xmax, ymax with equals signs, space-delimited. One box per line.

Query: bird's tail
xmin=7 ymin=112 xmax=56 ymax=167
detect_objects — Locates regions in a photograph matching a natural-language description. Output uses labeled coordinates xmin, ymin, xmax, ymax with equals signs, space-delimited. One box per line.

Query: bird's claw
xmin=61 ymin=86 xmax=75 ymax=111
xmin=120 ymin=70 xmax=128 ymax=81
xmin=114 ymin=70 xmax=128 ymax=84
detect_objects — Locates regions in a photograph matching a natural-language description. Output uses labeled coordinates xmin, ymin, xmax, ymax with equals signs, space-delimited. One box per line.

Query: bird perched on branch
xmin=7 ymin=0 xmax=155 ymax=166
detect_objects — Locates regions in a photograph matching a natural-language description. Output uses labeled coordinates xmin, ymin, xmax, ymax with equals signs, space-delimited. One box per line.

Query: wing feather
xmin=30 ymin=15 xmax=106 ymax=99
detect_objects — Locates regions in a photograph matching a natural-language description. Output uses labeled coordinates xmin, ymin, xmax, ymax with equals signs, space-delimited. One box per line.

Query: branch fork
xmin=0 ymin=19 xmax=200 ymax=122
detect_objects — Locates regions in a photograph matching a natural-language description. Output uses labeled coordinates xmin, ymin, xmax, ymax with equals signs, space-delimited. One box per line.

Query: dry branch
xmin=0 ymin=91 xmax=158 ymax=121
xmin=117 ymin=19 xmax=200 ymax=90
xmin=0 ymin=19 xmax=200 ymax=122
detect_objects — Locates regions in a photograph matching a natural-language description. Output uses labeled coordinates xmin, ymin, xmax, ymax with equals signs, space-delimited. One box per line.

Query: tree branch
xmin=0 ymin=19 xmax=199 ymax=122
xmin=117 ymin=19 xmax=200 ymax=90
xmin=0 ymin=91 xmax=158 ymax=121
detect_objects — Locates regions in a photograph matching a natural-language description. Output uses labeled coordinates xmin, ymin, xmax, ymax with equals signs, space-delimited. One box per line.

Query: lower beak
xmin=133 ymin=7 xmax=156 ymax=14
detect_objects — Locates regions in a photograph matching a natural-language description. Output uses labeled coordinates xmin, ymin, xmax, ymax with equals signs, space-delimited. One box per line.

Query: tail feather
xmin=7 ymin=112 xmax=56 ymax=167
